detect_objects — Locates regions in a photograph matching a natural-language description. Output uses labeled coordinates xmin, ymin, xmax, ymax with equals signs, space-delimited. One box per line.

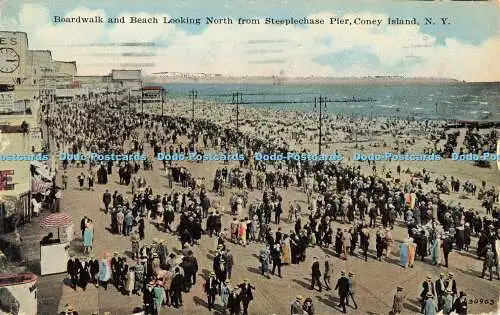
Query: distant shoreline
xmin=144 ymin=76 xmax=473 ymax=85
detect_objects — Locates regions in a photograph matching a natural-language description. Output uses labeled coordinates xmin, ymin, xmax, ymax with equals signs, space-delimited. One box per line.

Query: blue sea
xmin=154 ymin=82 xmax=500 ymax=122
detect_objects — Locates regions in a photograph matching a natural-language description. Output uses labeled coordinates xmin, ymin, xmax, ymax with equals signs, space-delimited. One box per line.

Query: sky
xmin=0 ymin=0 xmax=499 ymax=81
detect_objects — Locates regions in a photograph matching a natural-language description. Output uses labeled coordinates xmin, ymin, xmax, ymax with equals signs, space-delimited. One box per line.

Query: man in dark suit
xmin=80 ymin=216 xmax=87 ymax=239
xmin=103 ymin=189 xmax=112 ymax=214
xmin=271 ymin=244 xmax=282 ymax=278
xmin=442 ymin=236 xmax=453 ymax=267
xmin=310 ymin=256 xmax=322 ymax=292
xmin=275 ymin=227 xmax=283 ymax=244
xmin=446 ymin=272 xmax=458 ymax=302
xmin=204 ymin=271 xmax=219 ymax=311
xmin=420 ymin=275 xmax=436 ymax=313
xmin=67 ymin=256 xmax=78 ymax=290
xmin=435 ymin=273 xmax=446 ymax=310
xmin=335 ymin=270 xmax=349 ymax=313
xmin=238 ymin=279 xmax=255 ymax=315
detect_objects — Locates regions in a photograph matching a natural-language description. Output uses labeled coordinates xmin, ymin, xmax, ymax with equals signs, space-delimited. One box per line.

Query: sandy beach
xmin=148 ymin=97 xmax=500 ymax=208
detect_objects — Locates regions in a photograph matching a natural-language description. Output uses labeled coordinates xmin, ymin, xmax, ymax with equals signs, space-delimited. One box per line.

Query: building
xmin=111 ymin=69 xmax=142 ymax=90
xmin=0 ymin=32 xmax=48 ymax=233
xmin=0 ymin=31 xmax=31 ymax=115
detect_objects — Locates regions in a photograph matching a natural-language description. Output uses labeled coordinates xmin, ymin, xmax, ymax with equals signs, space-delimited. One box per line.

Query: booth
xmin=39 ymin=212 xmax=73 ymax=275
xmin=0 ymin=273 xmax=37 ymax=315
xmin=40 ymin=240 xmax=70 ymax=275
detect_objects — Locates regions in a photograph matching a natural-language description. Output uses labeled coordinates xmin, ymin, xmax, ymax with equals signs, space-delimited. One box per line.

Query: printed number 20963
xmin=468 ymin=298 xmax=496 ymax=305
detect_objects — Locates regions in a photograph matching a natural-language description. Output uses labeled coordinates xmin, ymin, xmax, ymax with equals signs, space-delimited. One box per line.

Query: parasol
xmin=40 ymin=212 xmax=73 ymax=239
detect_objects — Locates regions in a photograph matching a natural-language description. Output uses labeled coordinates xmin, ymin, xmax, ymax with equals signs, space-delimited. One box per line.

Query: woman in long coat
xmin=152 ymin=281 xmax=165 ymax=313
xmin=83 ymin=223 xmax=93 ymax=254
xmin=392 ymin=287 xmax=405 ymax=314
xmin=281 ymin=235 xmax=291 ymax=265
xmin=220 ymin=279 xmax=231 ymax=310
xmin=407 ymin=238 xmax=417 ymax=268
xmin=98 ymin=257 xmax=112 ymax=290
xmin=399 ymin=239 xmax=409 ymax=268
xmin=431 ymin=237 xmax=441 ymax=265
xmin=124 ymin=267 xmax=135 ymax=296
xmin=385 ymin=228 xmax=393 ymax=259
xmin=239 ymin=220 xmax=247 ymax=246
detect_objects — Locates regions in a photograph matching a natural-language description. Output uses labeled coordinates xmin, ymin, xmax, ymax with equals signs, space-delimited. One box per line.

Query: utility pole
xmin=128 ymin=89 xmax=131 ymax=112
xmin=141 ymin=82 xmax=144 ymax=122
xmin=232 ymin=92 xmax=242 ymax=132
xmin=106 ymin=86 xmax=109 ymax=104
xmin=189 ymin=90 xmax=198 ymax=121
xmin=161 ymin=88 xmax=164 ymax=116
xmin=314 ymin=95 xmax=327 ymax=155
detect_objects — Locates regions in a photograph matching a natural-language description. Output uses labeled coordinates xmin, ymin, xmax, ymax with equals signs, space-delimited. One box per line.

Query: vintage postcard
xmin=0 ymin=0 xmax=498 ymax=314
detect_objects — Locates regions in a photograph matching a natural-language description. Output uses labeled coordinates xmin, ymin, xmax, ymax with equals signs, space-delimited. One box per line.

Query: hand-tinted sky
xmin=1 ymin=0 xmax=498 ymax=81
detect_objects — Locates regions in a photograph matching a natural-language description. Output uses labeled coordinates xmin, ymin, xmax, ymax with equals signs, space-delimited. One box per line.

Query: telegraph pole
xmin=106 ymin=86 xmax=109 ymax=104
xmin=140 ymin=82 xmax=144 ymax=121
xmin=161 ymin=88 xmax=164 ymax=116
xmin=232 ymin=92 xmax=242 ymax=132
xmin=314 ymin=95 xmax=327 ymax=155
xmin=189 ymin=90 xmax=198 ymax=121
xmin=128 ymin=89 xmax=131 ymax=112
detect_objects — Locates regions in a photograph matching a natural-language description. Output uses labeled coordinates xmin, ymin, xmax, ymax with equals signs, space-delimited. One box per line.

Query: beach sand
xmin=149 ymin=98 xmax=500 ymax=210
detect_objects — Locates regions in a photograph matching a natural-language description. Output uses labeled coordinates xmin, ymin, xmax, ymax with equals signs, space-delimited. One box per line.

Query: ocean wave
xmin=479 ymin=101 xmax=488 ymax=105
xmin=414 ymin=107 xmax=424 ymax=110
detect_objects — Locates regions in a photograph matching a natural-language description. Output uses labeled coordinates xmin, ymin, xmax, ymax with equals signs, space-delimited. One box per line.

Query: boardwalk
xmin=24 ymin=135 xmax=499 ymax=315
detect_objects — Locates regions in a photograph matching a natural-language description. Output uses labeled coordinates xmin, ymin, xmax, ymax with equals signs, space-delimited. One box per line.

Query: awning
xmin=30 ymin=161 xmax=54 ymax=181
xmin=40 ymin=213 xmax=72 ymax=228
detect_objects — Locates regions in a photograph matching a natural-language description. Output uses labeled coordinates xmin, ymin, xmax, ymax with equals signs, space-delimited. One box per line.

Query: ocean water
xmin=155 ymin=82 xmax=500 ymax=122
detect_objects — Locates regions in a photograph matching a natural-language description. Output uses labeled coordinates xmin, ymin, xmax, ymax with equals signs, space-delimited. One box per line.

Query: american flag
xmin=31 ymin=176 xmax=52 ymax=194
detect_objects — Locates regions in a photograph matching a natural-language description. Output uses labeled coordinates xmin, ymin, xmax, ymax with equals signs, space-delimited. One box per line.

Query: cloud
xmin=4 ymin=4 xmax=499 ymax=81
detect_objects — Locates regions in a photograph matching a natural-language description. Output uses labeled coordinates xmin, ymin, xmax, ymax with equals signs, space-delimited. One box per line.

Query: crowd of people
xmin=41 ymin=93 xmax=499 ymax=315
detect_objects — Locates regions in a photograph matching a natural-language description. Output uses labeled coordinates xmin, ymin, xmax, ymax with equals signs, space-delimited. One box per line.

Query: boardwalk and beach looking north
xmin=0 ymin=1 xmax=500 ymax=315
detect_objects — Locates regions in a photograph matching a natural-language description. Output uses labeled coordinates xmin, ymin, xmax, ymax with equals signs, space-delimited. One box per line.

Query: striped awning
xmin=31 ymin=176 xmax=52 ymax=194
xmin=40 ymin=213 xmax=72 ymax=228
